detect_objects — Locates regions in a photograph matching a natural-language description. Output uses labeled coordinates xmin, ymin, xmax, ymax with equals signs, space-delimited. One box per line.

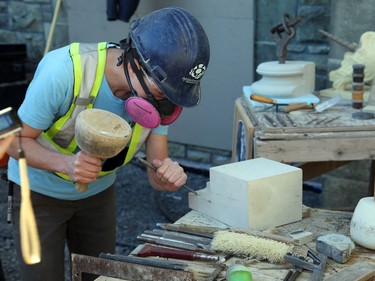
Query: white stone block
xmin=189 ymin=158 xmax=302 ymax=230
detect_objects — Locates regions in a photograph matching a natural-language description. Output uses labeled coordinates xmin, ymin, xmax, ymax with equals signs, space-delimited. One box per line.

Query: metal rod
xmin=137 ymin=158 xmax=199 ymax=196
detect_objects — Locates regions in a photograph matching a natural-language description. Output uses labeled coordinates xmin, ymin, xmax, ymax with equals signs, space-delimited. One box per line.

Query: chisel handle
xmin=19 ymin=150 xmax=41 ymax=265
xmin=137 ymin=244 xmax=220 ymax=262
xmin=284 ymin=103 xmax=314 ymax=113
xmin=250 ymin=94 xmax=277 ymax=105
xmin=137 ymin=244 xmax=196 ymax=260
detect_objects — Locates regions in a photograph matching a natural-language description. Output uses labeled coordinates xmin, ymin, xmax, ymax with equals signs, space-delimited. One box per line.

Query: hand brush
xmin=210 ymin=230 xmax=294 ymax=264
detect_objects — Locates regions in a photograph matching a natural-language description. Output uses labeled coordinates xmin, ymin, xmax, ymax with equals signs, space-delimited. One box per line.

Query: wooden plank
xmin=254 ymin=137 xmax=375 ymax=162
xmin=325 ymin=262 xmax=375 ymax=281
xmin=71 ymin=254 xmax=194 ymax=281
xmin=257 ymin=130 xmax=375 ymax=141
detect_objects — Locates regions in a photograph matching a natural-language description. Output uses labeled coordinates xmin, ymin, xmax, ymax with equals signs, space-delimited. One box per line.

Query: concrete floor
xmin=0 ymin=159 xmax=323 ymax=281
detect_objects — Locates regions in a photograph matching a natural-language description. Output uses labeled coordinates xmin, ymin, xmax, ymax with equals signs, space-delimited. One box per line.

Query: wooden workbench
xmin=93 ymin=207 xmax=374 ymax=281
xmin=174 ymin=208 xmax=375 ymax=280
xmin=232 ymin=96 xmax=375 ymax=195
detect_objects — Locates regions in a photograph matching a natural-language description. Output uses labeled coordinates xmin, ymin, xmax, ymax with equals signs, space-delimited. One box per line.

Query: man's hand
xmin=65 ymin=151 xmax=102 ymax=184
xmin=151 ymin=157 xmax=187 ymax=192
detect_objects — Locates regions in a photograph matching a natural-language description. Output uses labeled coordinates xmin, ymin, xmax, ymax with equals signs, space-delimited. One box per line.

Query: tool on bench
xmin=283 ymin=266 xmax=302 ymax=281
xmin=264 ymin=114 xmax=277 ymax=126
xmin=137 ymin=158 xmax=199 ymax=196
xmin=314 ymin=95 xmax=343 ymax=112
xmin=250 ymin=94 xmax=313 ymax=112
xmin=156 ymin=223 xmax=224 ymax=239
xmin=133 ymin=243 xmax=222 ymax=262
xmin=99 ymin=252 xmax=187 ymax=270
xmin=283 ymin=250 xmax=328 ymax=281
xmin=137 ymin=233 xmax=214 ymax=254
xmin=144 ymin=229 xmax=212 ymax=245
xmin=285 ymin=114 xmax=297 ymax=127
xmin=276 ymin=113 xmax=288 ymax=127
xmin=206 ymin=262 xmax=228 ymax=281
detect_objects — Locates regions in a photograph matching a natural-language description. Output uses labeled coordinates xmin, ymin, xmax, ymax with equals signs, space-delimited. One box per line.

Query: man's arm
xmin=0 ymin=134 xmax=15 ymax=159
xmin=145 ymin=133 xmax=187 ymax=192
xmin=7 ymin=122 xmax=102 ymax=185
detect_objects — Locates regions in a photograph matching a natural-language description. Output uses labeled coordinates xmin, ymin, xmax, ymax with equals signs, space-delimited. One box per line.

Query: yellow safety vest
xmin=36 ymin=42 xmax=150 ymax=181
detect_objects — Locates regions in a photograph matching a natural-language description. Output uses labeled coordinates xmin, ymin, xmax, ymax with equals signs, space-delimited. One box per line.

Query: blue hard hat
xmin=129 ymin=7 xmax=210 ymax=107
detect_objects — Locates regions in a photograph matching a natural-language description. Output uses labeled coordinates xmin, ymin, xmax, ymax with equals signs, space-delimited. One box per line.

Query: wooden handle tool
xmin=19 ymin=149 xmax=41 ymax=264
xmin=250 ymin=94 xmax=278 ymax=105
xmin=284 ymin=103 xmax=315 ymax=113
xmin=135 ymin=244 xmax=221 ymax=262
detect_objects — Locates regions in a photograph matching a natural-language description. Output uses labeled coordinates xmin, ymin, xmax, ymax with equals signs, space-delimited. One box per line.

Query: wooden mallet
xmin=75 ymin=109 xmax=132 ymax=192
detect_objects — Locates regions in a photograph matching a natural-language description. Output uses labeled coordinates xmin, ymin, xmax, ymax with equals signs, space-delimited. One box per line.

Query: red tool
xmin=135 ymin=244 xmax=221 ymax=262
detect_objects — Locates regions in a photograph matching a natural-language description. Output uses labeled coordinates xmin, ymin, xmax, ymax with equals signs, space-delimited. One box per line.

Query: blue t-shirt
xmin=7 ymin=44 xmax=168 ymax=200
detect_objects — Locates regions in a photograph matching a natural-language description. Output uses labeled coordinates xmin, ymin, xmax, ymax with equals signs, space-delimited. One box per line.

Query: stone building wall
xmin=0 ymin=0 xmax=69 ymax=76
xmin=254 ymin=0 xmax=331 ymax=90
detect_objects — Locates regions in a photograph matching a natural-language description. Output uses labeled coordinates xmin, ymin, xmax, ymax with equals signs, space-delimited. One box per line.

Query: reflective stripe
xmin=70 ymin=43 xmax=81 ymax=97
xmin=125 ymin=123 xmax=142 ymax=164
xmin=36 ymin=42 xmax=152 ymax=182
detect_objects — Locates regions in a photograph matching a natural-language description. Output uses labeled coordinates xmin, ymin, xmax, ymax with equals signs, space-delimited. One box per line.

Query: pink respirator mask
xmin=125 ymin=96 xmax=182 ymax=129
xmin=120 ymin=44 xmax=182 ymax=129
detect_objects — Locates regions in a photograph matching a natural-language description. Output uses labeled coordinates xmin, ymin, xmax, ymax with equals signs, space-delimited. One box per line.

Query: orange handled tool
xmin=250 ymin=94 xmax=280 ymax=105
xmin=19 ymin=149 xmax=41 ymax=264
xmin=251 ymin=94 xmax=314 ymax=113
xmin=250 ymin=94 xmax=289 ymax=112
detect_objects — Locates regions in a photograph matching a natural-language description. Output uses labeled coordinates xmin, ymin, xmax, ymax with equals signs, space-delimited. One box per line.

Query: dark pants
xmin=0 ymin=259 xmax=5 ymax=281
xmin=11 ymin=184 xmax=116 ymax=281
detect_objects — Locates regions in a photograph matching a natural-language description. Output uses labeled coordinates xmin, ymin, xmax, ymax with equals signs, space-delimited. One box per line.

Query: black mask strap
xmin=119 ymin=38 xmax=176 ymax=116
xmin=119 ymin=38 xmax=154 ymax=101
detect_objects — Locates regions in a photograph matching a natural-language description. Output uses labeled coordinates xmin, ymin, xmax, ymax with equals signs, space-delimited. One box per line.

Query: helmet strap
xmin=128 ymin=50 xmax=155 ymax=102
xmin=120 ymin=38 xmax=182 ymax=127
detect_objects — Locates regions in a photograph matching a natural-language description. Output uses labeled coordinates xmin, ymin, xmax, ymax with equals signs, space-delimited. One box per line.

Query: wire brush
xmin=211 ymin=230 xmax=294 ymax=264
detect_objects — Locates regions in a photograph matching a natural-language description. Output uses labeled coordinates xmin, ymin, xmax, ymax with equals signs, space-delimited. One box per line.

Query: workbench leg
xmin=368 ymin=160 xmax=375 ymax=196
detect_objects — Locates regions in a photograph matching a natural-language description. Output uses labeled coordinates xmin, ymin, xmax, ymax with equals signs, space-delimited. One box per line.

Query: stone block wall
xmin=0 ymin=0 xmax=69 ymax=76
xmin=254 ymin=0 xmax=331 ymax=90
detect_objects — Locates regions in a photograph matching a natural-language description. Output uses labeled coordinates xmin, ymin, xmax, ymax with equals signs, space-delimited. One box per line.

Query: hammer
xmin=75 ymin=109 xmax=132 ymax=192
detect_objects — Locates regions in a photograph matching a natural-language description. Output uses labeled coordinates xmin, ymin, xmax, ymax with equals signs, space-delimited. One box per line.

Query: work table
xmin=174 ymin=208 xmax=375 ymax=280
xmin=90 ymin=207 xmax=375 ymax=281
xmin=232 ymin=95 xmax=375 ymax=197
